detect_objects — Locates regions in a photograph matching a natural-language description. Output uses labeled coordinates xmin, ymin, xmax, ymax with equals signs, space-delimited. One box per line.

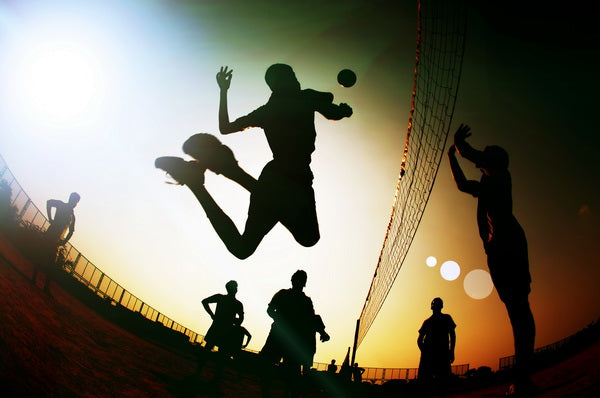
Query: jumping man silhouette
xmin=156 ymin=64 xmax=352 ymax=259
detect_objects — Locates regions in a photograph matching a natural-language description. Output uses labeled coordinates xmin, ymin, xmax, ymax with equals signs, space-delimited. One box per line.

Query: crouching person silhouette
xmin=155 ymin=64 xmax=352 ymax=259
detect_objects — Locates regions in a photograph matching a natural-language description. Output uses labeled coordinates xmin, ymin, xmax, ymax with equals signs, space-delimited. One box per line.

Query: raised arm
xmin=448 ymin=145 xmax=480 ymax=196
xmin=453 ymin=123 xmax=485 ymax=165
xmin=216 ymin=66 xmax=235 ymax=134
xmin=216 ymin=65 xmax=258 ymax=134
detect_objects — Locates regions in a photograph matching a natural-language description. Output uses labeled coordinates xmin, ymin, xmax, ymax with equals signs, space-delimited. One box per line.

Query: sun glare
xmin=20 ymin=41 xmax=103 ymax=123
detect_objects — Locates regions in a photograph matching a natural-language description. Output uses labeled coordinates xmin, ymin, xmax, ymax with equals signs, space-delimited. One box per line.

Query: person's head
xmin=431 ymin=297 xmax=443 ymax=312
xmin=265 ymin=63 xmax=300 ymax=93
xmin=477 ymin=145 xmax=509 ymax=175
xmin=68 ymin=192 xmax=80 ymax=207
xmin=291 ymin=269 xmax=307 ymax=289
xmin=225 ymin=280 xmax=238 ymax=295
xmin=331 ymin=359 xmax=336 ymax=364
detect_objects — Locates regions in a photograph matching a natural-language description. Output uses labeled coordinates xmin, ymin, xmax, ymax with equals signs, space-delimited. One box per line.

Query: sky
xmin=0 ymin=0 xmax=598 ymax=371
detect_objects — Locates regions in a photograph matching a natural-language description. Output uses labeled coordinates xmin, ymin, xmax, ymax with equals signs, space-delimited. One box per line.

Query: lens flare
xmin=463 ymin=269 xmax=494 ymax=299
xmin=425 ymin=256 xmax=437 ymax=267
xmin=440 ymin=260 xmax=460 ymax=281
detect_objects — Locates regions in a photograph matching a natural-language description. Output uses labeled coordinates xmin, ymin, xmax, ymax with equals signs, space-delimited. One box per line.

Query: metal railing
xmin=0 ymin=154 xmax=205 ymax=345
xmin=310 ymin=361 xmax=469 ymax=383
xmin=499 ymin=319 xmax=600 ymax=370
xmin=2 ymin=153 xmax=473 ymax=381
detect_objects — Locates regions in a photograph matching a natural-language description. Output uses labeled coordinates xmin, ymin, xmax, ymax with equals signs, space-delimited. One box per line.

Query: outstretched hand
xmin=216 ymin=66 xmax=233 ymax=90
xmin=320 ymin=331 xmax=330 ymax=342
xmin=339 ymin=103 xmax=353 ymax=117
xmin=454 ymin=123 xmax=471 ymax=145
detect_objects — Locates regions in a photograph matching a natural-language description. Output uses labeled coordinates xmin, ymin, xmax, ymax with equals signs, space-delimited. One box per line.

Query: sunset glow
xmin=0 ymin=0 xmax=598 ymax=373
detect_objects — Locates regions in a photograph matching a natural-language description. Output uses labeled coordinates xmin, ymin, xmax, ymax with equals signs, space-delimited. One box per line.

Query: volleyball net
xmin=356 ymin=0 xmax=467 ymax=349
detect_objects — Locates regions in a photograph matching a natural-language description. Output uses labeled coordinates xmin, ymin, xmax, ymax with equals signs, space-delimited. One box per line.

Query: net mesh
xmin=356 ymin=0 xmax=467 ymax=347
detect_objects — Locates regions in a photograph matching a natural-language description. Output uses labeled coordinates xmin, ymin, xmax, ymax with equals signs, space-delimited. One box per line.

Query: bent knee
xmin=295 ymin=232 xmax=320 ymax=248
xmin=230 ymin=244 xmax=258 ymax=260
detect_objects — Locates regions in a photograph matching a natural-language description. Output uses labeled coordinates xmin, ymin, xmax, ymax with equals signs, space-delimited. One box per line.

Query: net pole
xmin=351 ymin=318 xmax=360 ymax=366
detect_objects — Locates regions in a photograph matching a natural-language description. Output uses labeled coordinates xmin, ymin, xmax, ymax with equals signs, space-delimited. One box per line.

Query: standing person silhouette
xmin=155 ymin=64 xmax=353 ymax=259
xmin=201 ymin=280 xmax=244 ymax=353
xmin=260 ymin=270 xmax=330 ymax=398
xmin=417 ymin=297 xmax=456 ymax=397
xmin=32 ymin=192 xmax=80 ymax=293
xmin=197 ymin=280 xmax=244 ymax=386
xmin=448 ymin=123 xmax=536 ymax=396
xmin=327 ymin=359 xmax=337 ymax=374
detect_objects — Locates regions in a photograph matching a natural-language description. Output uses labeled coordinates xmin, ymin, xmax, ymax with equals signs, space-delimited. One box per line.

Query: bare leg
xmin=187 ymin=180 xmax=277 ymax=259
xmin=157 ymin=155 xmax=278 ymax=258
xmin=506 ymin=297 xmax=536 ymax=381
xmin=279 ymin=183 xmax=320 ymax=248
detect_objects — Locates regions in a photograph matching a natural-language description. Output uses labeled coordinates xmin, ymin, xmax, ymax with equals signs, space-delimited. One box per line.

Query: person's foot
xmin=155 ymin=156 xmax=206 ymax=185
xmin=182 ymin=133 xmax=239 ymax=176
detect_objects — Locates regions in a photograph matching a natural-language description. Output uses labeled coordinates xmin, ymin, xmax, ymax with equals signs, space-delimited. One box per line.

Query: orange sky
xmin=0 ymin=0 xmax=598 ymax=371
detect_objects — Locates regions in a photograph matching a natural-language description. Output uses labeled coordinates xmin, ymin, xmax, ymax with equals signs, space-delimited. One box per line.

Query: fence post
xmin=18 ymin=198 xmax=31 ymax=218
xmin=71 ymin=253 xmax=81 ymax=274
xmin=96 ymin=273 xmax=105 ymax=290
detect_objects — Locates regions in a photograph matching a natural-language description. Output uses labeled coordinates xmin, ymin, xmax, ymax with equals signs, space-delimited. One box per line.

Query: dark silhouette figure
xmin=327 ymin=359 xmax=337 ymax=374
xmin=448 ymin=123 xmax=536 ymax=396
xmin=417 ymin=297 xmax=456 ymax=397
xmin=201 ymin=280 xmax=244 ymax=352
xmin=352 ymin=362 xmax=365 ymax=383
xmin=196 ymin=280 xmax=244 ymax=388
xmin=260 ymin=270 xmax=330 ymax=398
xmin=32 ymin=192 xmax=80 ymax=293
xmin=221 ymin=318 xmax=252 ymax=357
xmin=155 ymin=64 xmax=352 ymax=259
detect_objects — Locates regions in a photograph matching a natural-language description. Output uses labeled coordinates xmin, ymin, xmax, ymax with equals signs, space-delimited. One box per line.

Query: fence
xmin=499 ymin=319 xmax=600 ymax=370
xmin=310 ymin=361 xmax=469 ymax=384
xmin=0 ymin=154 xmax=205 ymax=345
xmin=2 ymin=153 xmax=473 ymax=382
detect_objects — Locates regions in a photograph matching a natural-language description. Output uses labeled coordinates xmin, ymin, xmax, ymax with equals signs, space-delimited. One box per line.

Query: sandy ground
xmin=1 ymin=233 xmax=598 ymax=397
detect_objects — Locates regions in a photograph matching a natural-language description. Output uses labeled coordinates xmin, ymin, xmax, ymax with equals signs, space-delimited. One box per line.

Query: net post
xmin=351 ymin=318 xmax=360 ymax=366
